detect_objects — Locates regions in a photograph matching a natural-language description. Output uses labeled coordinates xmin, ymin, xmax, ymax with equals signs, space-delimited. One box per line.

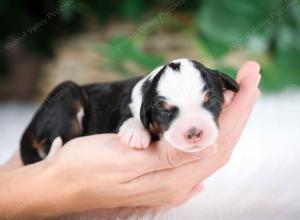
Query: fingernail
xmin=254 ymin=74 xmax=262 ymax=88
xmin=247 ymin=61 xmax=260 ymax=74
xmin=249 ymin=71 xmax=261 ymax=88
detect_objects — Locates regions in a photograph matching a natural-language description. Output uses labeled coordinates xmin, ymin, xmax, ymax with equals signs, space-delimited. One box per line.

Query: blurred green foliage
xmin=0 ymin=0 xmax=199 ymax=77
xmin=96 ymin=36 xmax=164 ymax=76
xmin=1 ymin=0 xmax=299 ymax=91
xmin=197 ymin=0 xmax=300 ymax=91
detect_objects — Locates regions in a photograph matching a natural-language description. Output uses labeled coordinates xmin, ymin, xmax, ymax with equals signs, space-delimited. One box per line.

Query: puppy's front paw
xmin=118 ymin=118 xmax=151 ymax=148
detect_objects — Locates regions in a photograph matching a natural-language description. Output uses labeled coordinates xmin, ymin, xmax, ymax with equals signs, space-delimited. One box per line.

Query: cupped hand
xmin=43 ymin=61 xmax=260 ymax=212
xmin=0 ymin=61 xmax=261 ymax=215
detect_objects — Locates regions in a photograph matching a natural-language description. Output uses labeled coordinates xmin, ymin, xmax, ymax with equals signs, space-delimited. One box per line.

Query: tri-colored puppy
xmin=20 ymin=58 xmax=239 ymax=164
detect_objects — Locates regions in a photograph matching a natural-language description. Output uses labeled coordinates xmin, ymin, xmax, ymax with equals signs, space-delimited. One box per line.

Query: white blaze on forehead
xmin=129 ymin=65 xmax=164 ymax=119
xmin=157 ymin=59 xmax=206 ymax=107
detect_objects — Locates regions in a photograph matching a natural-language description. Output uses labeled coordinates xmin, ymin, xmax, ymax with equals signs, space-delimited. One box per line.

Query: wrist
xmin=0 ymin=160 xmax=80 ymax=219
xmin=37 ymin=159 xmax=84 ymax=217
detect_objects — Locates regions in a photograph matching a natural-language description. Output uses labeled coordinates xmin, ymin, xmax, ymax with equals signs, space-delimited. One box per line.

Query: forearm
xmin=0 ymin=160 xmax=79 ymax=220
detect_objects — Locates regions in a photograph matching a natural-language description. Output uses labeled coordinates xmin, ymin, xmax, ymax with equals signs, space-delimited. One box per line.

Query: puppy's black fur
xmin=21 ymin=78 xmax=141 ymax=164
xmin=191 ymin=60 xmax=239 ymax=121
xmin=140 ymin=65 xmax=179 ymax=135
xmin=20 ymin=60 xmax=239 ymax=165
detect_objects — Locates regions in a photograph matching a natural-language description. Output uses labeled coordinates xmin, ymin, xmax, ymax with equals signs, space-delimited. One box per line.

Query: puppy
xmin=20 ymin=58 xmax=239 ymax=164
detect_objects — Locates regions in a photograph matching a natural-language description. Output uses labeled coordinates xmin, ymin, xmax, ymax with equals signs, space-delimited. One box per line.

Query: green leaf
xmin=118 ymin=0 xmax=145 ymax=20
xmin=197 ymin=0 xmax=282 ymax=55
xmin=97 ymin=35 xmax=164 ymax=77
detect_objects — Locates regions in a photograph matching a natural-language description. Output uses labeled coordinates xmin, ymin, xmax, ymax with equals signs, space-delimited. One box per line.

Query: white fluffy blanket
xmin=1 ymin=92 xmax=300 ymax=220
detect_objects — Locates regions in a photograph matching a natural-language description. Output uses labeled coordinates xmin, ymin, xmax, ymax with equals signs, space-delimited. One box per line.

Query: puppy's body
xmin=83 ymin=77 xmax=141 ymax=134
xmin=21 ymin=78 xmax=141 ymax=164
xmin=21 ymin=59 xmax=239 ymax=164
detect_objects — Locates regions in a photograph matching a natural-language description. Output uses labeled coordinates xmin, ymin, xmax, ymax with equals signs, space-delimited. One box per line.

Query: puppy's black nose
xmin=185 ymin=127 xmax=202 ymax=142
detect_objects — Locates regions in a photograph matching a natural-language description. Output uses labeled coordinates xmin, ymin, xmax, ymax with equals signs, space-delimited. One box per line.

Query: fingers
xmin=173 ymin=182 xmax=204 ymax=207
xmin=129 ymin=140 xmax=207 ymax=175
xmin=217 ymin=61 xmax=261 ymax=151
xmin=127 ymin=61 xmax=262 ymax=208
xmin=220 ymin=74 xmax=260 ymax=130
xmin=227 ymin=61 xmax=260 ymax=115
xmin=46 ymin=137 xmax=63 ymax=159
xmin=129 ymin=62 xmax=261 ymax=175
xmin=236 ymin=61 xmax=260 ymax=83
xmin=161 ymin=182 xmax=204 ymax=210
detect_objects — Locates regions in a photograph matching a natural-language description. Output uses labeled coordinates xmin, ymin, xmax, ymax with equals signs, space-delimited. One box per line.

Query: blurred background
xmin=0 ymin=0 xmax=300 ymax=218
xmin=1 ymin=0 xmax=300 ymax=100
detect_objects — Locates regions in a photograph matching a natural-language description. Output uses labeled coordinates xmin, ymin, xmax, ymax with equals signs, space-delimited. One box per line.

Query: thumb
xmin=133 ymin=140 xmax=212 ymax=174
xmin=45 ymin=137 xmax=63 ymax=160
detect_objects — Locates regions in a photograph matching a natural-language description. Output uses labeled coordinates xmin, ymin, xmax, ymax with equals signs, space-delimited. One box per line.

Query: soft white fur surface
xmin=1 ymin=91 xmax=300 ymax=219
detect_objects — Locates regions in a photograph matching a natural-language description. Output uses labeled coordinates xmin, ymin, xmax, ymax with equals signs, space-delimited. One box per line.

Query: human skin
xmin=0 ymin=61 xmax=261 ymax=220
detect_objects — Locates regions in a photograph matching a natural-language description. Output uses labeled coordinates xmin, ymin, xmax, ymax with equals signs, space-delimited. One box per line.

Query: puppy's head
xmin=137 ymin=59 xmax=239 ymax=152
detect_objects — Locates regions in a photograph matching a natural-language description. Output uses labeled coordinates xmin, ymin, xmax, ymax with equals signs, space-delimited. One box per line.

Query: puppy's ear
xmin=140 ymin=101 xmax=151 ymax=129
xmin=215 ymin=71 xmax=239 ymax=92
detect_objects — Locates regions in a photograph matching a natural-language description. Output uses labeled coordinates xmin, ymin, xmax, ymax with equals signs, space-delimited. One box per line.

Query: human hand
xmin=44 ymin=61 xmax=260 ymax=213
xmin=146 ymin=61 xmax=261 ymax=207
xmin=0 ymin=61 xmax=260 ymax=219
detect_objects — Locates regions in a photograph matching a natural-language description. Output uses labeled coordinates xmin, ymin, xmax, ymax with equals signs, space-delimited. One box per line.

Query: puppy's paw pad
xmin=119 ymin=130 xmax=134 ymax=146
xmin=119 ymin=128 xmax=150 ymax=148
xmin=118 ymin=118 xmax=151 ymax=149
xmin=129 ymin=130 xmax=151 ymax=149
